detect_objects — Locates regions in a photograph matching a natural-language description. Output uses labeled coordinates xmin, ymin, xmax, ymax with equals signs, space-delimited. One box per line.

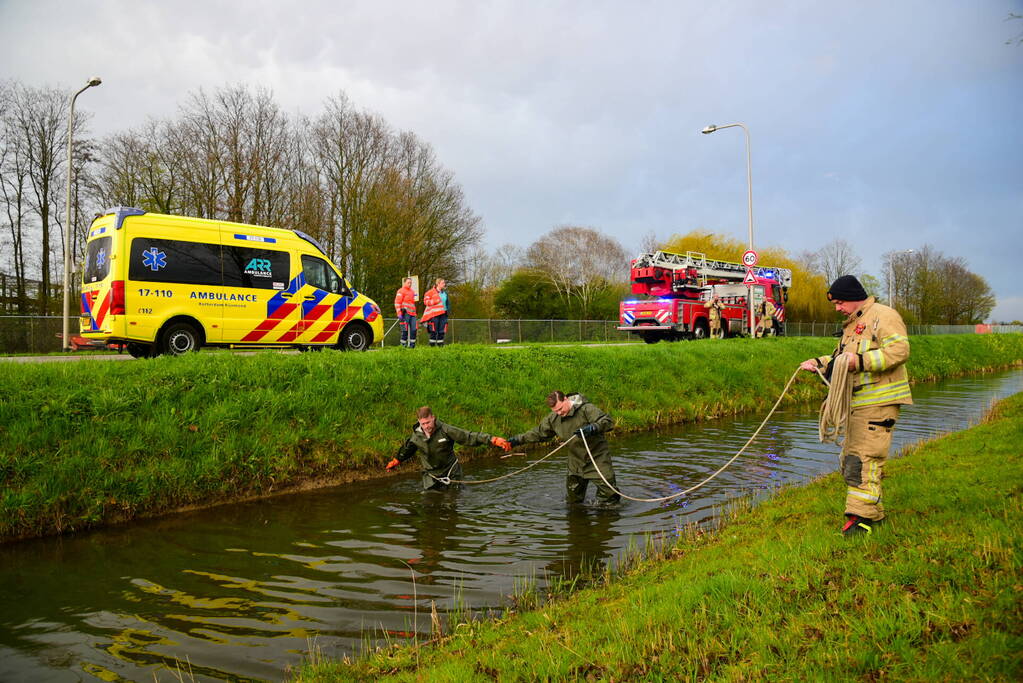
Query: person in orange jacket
xmin=394 ymin=277 xmax=418 ymax=348
xmin=421 ymin=278 xmax=449 ymax=347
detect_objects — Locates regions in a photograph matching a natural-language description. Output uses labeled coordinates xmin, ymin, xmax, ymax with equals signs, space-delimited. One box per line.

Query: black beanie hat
xmin=827 ymin=275 xmax=868 ymax=301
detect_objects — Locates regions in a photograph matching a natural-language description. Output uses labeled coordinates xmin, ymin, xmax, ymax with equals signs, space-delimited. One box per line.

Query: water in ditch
xmin=1 ymin=368 xmax=1020 ymax=682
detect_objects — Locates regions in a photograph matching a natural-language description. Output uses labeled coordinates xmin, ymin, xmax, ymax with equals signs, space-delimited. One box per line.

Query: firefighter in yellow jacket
xmin=755 ymin=299 xmax=777 ymax=338
xmin=800 ymin=275 xmax=912 ymax=536
xmin=704 ymin=296 xmax=724 ymax=339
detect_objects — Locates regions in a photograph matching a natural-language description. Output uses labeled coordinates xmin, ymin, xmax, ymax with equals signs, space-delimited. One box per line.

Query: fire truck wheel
xmin=642 ymin=333 xmax=661 ymax=344
xmin=693 ymin=321 xmax=710 ymax=340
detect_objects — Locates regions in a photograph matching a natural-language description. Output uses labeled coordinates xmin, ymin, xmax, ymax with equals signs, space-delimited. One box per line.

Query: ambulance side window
xmin=223 ymin=246 xmax=290 ymax=289
xmin=129 ymin=238 xmax=221 ymax=285
xmin=301 ymin=255 xmax=349 ymax=295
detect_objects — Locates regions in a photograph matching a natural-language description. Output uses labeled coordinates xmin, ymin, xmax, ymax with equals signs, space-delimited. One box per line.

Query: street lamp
xmin=703 ymin=122 xmax=756 ymax=337
xmin=888 ymin=249 xmax=914 ymax=309
xmin=62 ymin=76 xmax=101 ymax=351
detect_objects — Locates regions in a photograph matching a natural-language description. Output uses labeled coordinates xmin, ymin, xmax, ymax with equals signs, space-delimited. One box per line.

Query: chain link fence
xmin=1 ymin=315 xmax=1020 ymax=355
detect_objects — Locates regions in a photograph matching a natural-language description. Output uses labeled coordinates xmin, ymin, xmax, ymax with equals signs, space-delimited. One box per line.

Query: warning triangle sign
xmin=743 ymin=268 xmax=757 ymax=285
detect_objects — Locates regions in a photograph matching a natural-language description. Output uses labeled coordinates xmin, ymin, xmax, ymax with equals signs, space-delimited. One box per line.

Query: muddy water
xmin=1 ymin=369 xmax=1020 ymax=682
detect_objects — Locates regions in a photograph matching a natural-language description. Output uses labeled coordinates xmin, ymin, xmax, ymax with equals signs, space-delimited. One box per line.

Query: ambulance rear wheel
xmin=160 ymin=322 xmax=202 ymax=356
xmin=338 ymin=323 xmax=371 ymax=351
xmin=127 ymin=342 xmax=154 ymax=359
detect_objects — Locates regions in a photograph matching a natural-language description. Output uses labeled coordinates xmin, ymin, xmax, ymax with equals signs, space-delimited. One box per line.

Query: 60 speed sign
xmin=742 ymin=249 xmax=758 ymax=267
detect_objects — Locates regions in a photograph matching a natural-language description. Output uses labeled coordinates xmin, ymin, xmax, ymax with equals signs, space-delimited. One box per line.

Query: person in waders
xmin=799 ymin=275 xmax=912 ymax=537
xmin=386 ymin=406 xmax=511 ymax=491
xmin=507 ymin=391 xmax=620 ymax=506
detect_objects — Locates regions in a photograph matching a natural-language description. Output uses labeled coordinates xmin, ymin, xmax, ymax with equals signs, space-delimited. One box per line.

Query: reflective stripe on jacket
xmin=816 ymin=297 xmax=912 ymax=408
xmin=395 ymin=286 xmax=417 ymax=316
xmin=421 ymin=287 xmax=445 ymax=322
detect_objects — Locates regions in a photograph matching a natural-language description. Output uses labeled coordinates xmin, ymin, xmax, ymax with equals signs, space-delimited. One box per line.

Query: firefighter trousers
xmin=841 ymin=404 xmax=900 ymax=521
xmin=709 ymin=318 xmax=723 ymax=339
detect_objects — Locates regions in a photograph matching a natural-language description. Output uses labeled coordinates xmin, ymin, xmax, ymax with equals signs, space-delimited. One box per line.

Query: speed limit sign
xmin=742 ymin=249 xmax=758 ymax=267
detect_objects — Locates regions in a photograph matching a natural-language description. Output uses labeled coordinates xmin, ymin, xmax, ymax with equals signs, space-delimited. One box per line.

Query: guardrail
xmin=1 ymin=316 xmax=1018 ymax=355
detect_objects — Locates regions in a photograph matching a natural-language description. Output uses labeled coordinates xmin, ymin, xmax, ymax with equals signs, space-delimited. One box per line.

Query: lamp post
xmin=888 ymin=249 xmax=914 ymax=309
xmin=702 ymin=122 xmax=756 ymax=337
xmin=62 ymin=76 xmax=101 ymax=351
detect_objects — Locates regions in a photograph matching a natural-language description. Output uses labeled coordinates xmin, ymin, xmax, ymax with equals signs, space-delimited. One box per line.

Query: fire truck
xmin=618 ymin=250 xmax=791 ymax=344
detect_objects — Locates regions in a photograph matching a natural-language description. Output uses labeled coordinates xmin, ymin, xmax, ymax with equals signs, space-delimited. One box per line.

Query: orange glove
xmin=490 ymin=436 xmax=512 ymax=452
xmin=385 ymin=458 xmax=401 ymax=470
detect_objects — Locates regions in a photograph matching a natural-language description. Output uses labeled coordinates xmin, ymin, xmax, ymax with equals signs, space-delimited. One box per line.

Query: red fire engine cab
xmin=618 ymin=250 xmax=792 ymax=344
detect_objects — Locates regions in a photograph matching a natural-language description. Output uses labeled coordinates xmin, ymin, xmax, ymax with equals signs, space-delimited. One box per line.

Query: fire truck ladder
xmin=634 ymin=250 xmax=792 ymax=287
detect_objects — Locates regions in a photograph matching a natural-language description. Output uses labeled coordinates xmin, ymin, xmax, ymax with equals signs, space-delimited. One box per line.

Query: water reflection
xmin=546 ymin=507 xmax=621 ymax=581
xmin=0 ymin=369 xmax=1019 ymax=682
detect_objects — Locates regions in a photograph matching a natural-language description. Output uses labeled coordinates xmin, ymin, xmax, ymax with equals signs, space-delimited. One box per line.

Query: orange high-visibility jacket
xmin=421 ymin=287 xmax=446 ymax=322
xmin=395 ymin=285 xmax=417 ymax=316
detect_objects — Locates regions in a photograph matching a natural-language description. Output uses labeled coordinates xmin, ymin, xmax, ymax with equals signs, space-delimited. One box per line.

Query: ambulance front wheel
xmin=338 ymin=322 xmax=372 ymax=351
xmin=160 ymin=321 xmax=203 ymax=356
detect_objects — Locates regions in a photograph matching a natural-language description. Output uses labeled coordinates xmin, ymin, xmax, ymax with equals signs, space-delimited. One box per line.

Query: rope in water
xmin=579 ymin=367 xmax=805 ymax=503
xmin=429 ymin=437 xmax=578 ymax=486
xmin=431 ymin=363 xmax=844 ymax=495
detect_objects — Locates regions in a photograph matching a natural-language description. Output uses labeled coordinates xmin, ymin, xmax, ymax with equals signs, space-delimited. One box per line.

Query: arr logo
xmin=243 ymin=258 xmax=273 ymax=277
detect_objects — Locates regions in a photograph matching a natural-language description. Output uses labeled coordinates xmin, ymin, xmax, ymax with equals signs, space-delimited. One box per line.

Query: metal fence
xmin=1 ymin=315 xmax=1020 ymax=355
xmin=0 ymin=316 xmax=66 ymax=354
xmin=379 ymin=318 xmax=637 ymax=347
xmin=782 ymin=322 xmax=1023 ymax=338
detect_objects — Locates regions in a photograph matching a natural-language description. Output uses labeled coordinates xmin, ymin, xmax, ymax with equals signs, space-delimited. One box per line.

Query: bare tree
xmin=87 ymin=84 xmax=482 ymax=306
xmin=4 ymin=83 xmax=88 ymax=314
xmin=309 ymin=93 xmax=392 ymax=275
xmin=94 ymin=120 xmax=181 ymax=213
xmin=639 ymin=229 xmax=662 ymax=255
xmin=885 ymin=245 xmax=995 ymax=324
xmin=803 ymin=238 xmax=863 ymax=284
xmin=1 ymin=81 xmax=31 ymax=312
xmin=526 ymin=225 xmax=627 ymax=317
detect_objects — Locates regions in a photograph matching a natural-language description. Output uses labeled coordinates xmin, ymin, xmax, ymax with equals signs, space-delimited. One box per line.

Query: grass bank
xmin=1 ymin=334 xmax=1021 ymax=543
xmin=297 ymin=390 xmax=1023 ymax=682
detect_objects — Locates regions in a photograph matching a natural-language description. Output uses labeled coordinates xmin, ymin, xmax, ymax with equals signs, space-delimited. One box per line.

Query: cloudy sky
xmin=3 ymin=1 xmax=1021 ymax=320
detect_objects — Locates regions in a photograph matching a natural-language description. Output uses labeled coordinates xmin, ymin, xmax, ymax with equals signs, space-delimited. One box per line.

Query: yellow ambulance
xmin=80 ymin=207 xmax=384 ymax=358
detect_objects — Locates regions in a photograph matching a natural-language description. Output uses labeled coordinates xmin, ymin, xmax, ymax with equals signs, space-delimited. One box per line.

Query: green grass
xmin=296 ymin=390 xmax=1023 ymax=682
xmin=1 ymin=334 xmax=1021 ymax=542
